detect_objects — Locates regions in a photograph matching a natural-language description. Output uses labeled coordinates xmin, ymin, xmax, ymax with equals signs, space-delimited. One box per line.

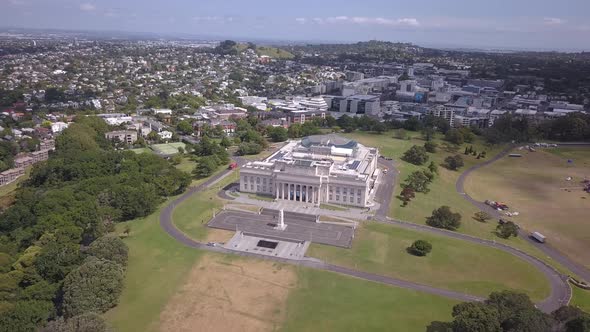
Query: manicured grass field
xmin=282 ymin=267 xmax=458 ymax=332
xmin=339 ymin=131 xmax=576 ymax=276
xmin=571 ymin=286 xmax=590 ymax=313
xmin=340 ymin=131 xmax=503 ymax=240
xmin=308 ymin=222 xmax=550 ymax=301
xmin=103 ymin=199 xmax=202 ymax=331
xmin=130 ymin=147 xmax=152 ymax=154
xmin=172 ymin=171 xmax=239 ymax=240
xmin=464 ymin=147 xmax=590 ymax=270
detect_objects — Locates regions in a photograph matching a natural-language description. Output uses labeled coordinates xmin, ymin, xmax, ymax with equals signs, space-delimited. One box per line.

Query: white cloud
xmin=544 ymin=17 xmax=566 ymax=25
xmin=8 ymin=0 xmax=28 ymax=6
xmin=79 ymin=3 xmax=96 ymax=11
xmin=306 ymin=16 xmax=420 ymax=27
xmin=295 ymin=18 xmax=307 ymax=24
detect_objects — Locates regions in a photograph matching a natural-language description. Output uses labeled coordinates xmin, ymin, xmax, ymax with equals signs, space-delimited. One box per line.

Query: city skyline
xmin=2 ymin=0 xmax=590 ymax=51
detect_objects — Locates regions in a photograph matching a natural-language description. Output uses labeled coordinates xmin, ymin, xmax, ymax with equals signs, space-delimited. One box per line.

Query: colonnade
xmin=275 ymin=182 xmax=320 ymax=204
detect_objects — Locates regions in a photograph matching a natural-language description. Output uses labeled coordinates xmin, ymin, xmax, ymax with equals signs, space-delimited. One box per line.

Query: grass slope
xmin=282 ymin=267 xmax=458 ymax=332
xmin=103 ymin=199 xmax=202 ymax=332
xmin=308 ymin=222 xmax=550 ymax=301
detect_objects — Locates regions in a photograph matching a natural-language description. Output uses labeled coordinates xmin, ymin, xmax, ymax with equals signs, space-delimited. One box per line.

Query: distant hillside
xmin=213 ymin=40 xmax=294 ymax=59
xmin=236 ymin=43 xmax=294 ymax=59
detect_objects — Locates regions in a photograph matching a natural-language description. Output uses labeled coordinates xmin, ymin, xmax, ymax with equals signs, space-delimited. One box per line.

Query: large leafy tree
xmin=402 ymin=145 xmax=429 ymax=165
xmin=451 ymin=302 xmax=501 ymax=332
xmin=87 ymin=236 xmax=129 ymax=267
xmin=62 ymin=258 xmax=124 ymax=317
xmin=426 ymin=206 xmax=462 ymax=231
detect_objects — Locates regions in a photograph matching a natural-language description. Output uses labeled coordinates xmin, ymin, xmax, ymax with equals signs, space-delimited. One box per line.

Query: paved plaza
xmin=224 ymin=232 xmax=310 ymax=260
xmin=208 ymin=209 xmax=355 ymax=248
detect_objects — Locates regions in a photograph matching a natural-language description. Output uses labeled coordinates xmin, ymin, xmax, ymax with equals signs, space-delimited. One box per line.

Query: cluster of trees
xmin=445 ymin=128 xmax=475 ymax=146
xmin=429 ymin=290 xmax=590 ymax=332
xmin=234 ymin=119 xmax=269 ymax=156
xmin=426 ymin=206 xmax=462 ymax=231
xmin=400 ymin=161 xmax=438 ymax=206
xmin=484 ymin=113 xmax=590 ymax=144
xmin=0 ymin=116 xmax=190 ymax=330
xmin=464 ymin=145 xmax=487 ymax=159
xmin=192 ymin=136 xmax=230 ymax=178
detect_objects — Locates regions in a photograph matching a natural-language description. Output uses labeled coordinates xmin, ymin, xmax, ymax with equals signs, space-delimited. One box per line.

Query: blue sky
xmin=2 ymin=0 xmax=590 ymax=50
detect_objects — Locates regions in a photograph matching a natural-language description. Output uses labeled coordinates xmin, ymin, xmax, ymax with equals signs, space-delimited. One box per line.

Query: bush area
xmin=0 ymin=116 xmax=190 ymax=330
xmin=431 ymin=290 xmax=590 ymax=332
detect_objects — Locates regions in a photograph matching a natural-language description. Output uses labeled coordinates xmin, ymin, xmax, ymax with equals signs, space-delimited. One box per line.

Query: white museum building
xmin=239 ymin=134 xmax=380 ymax=207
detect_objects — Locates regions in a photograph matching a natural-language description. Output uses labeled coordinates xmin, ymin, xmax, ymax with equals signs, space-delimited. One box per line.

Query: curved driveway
xmin=159 ymin=144 xmax=585 ymax=314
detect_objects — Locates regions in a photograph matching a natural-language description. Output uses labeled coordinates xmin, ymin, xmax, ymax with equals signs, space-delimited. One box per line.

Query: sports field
xmin=151 ymin=142 xmax=186 ymax=155
xmin=464 ymin=147 xmax=590 ymax=270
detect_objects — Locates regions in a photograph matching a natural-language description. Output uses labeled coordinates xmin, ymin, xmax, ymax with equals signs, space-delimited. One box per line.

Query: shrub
xmin=474 ymin=211 xmax=492 ymax=223
xmin=408 ymin=240 xmax=432 ymax=256
xmin=443 ymin=154 xmax=464 ymax=170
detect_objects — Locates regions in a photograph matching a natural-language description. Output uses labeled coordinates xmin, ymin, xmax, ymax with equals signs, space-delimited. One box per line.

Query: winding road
xmin=159 ymin=144 xmax=589 ymax=314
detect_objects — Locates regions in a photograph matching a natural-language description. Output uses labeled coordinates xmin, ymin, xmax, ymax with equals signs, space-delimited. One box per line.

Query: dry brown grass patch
xmin=159 ymin=255 xmax=296 ymax=332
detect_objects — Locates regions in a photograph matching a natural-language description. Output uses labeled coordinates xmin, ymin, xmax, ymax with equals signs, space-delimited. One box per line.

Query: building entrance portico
xmin=275 ymin=182 xmax=320 ymax=204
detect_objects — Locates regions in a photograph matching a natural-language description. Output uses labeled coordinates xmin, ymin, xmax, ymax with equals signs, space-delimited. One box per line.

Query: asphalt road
xmin=456 ymin=144 xmax=590 ymax=284
xmin=158 ymin=144 xmax=585 ymax=314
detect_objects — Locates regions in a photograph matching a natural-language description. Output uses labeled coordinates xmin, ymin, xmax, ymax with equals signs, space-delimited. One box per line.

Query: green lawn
xmin=130 ymin=147 xmax=152 ymax=154
xmin=308 ymin=222 xmax=550 ymax=301
xmin=341 ymin=130 xmax=577 ymax=277
xmin=172 ymin=171 xmax=239 ymax=240
xmin=103 ymin=199 xmax=202 ymax=332
xmin=282 ymin=267 xmax=458 ymax=332
xmin=571 ymin=286 xmax=590 ymax=313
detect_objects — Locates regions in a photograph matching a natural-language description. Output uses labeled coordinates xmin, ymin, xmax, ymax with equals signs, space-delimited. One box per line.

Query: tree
xmin=426 ymin=206 xmax=462 ymax=231
xmin=220 ymin=136 xmax=232 ymax=148
xmin=496 ymin=221 xmax=519 ymax=239
xmin=445 ymin=129 xmax=464 ymax=145
xmin=424 ymin=141 xmax=438 ymax=153
xmin=43 ymin=312 xmax=111 ymax=332
xmin=193 ymin=156 xmax=218 ymax=178
xmin=566 ymin=316 xmax=590 ymax=332
xmin=268 ymin=126 xmax=288 ymax=142
xmin=87 ymin=236 xmax=129 ymax=267
xmin=451 ymin=302 xmax=502 ymax=332
xmin=474 ymin=211 xmax=492 ymax=223
xmin=443 ymin=155 xmax=464 ymax=171
xmin=400 ymin=187 xmax=416 ymax=206
xmin=0 ymin=300 xmax=54 ymax=332
xmin=176 ymin=120 xmax=193 ymax=135
xmin=402 ymin=145 xmax=429 ymax=165
xmin=408 ymin=240 xmax=432 ymax=256
xmin=403 ymin=170 xmax=432 ymax=193
xmin=34 ymin=241 xmax=81 ymax=283
xmin=63 ymin=257 xmax=125 ymax=317
xmin=287 ymin=123 xmax=302 ymax=138
xmin=237 ymin=142 xmax=263 ymax=155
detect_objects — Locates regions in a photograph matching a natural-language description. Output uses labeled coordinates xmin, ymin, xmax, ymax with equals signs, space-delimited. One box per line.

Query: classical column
xmin=275 ymin=182 xmax=279 ymax=199
xmin=307 ymin=186 xmax=311 ymax=203
xmin=312 ymin=186 xmax=316 ymax=204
